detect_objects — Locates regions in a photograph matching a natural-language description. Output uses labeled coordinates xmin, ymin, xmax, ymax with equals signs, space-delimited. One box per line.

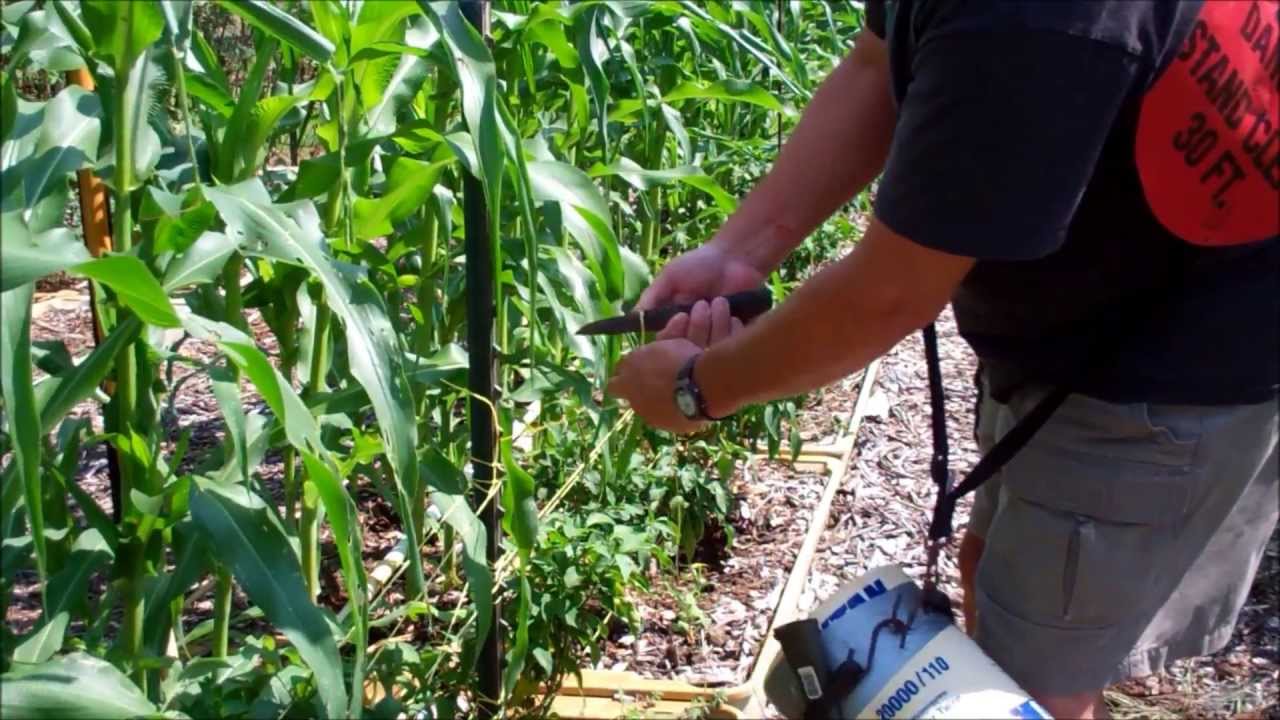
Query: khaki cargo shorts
xmin=966 ymin=373 xmax=1279 ymax=696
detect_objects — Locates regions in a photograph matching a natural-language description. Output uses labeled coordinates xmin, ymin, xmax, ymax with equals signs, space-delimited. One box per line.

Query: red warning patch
xmin=1136 ymin=0 xmax=1280 ymax=246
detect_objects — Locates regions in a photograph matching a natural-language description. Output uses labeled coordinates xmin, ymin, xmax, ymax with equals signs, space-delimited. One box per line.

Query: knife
xmin=575 ymin=287 xmax=773 ymax=336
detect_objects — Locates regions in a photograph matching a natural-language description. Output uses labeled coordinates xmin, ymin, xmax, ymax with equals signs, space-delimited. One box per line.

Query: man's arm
xmin=717 ymin=29 xmax=896 ymax=274
xmin=698 ymin=219 xmax=974 ymax=417
xmin=606 ymin=218 xmax=973 ymax=432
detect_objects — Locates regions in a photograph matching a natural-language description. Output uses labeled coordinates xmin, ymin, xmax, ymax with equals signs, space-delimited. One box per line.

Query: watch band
xmin=676 ymin=353 xmax=724 ymax=421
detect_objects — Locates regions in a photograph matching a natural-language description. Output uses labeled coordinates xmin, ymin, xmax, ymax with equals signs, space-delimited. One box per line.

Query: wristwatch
xmin=673 ymin=353 xmax=723 ymax=422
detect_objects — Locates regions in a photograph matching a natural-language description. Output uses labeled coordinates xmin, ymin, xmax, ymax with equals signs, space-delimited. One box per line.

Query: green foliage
xmin=0 ymin=653 xmax=160 ymax=719
xmin=0 ymin=1 xmax=868 ymax=717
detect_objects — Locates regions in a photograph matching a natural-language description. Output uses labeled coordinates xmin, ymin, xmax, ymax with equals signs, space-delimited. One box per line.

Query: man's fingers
xmin=687 ymin=300 xmax=711 ymax=347
xmin=731 ymin=317 xmax=744 ymax=334
xmin=708 ymin=296 xmax=731 ymax=344
xmin=656 ymin=312 xmax=690 ymax=341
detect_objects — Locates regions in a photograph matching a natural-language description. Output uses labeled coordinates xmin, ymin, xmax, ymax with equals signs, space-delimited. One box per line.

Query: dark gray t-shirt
xmin=866 ymin=0 xmax=1280 ymax=404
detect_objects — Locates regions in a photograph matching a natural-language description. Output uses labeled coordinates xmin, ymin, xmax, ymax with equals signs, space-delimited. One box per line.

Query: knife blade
xmin=575 ymin=287 xmax=773 ymax=336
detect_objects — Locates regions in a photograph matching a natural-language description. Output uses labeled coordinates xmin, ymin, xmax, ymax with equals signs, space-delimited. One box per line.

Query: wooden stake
xmin=64 ymin=66 xmax=123 ymax=521
xmin=64 ymin=67 xmax=114 ymax=344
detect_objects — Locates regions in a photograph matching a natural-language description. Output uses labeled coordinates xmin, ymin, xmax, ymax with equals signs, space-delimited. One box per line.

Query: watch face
xmin=674 ymin=388 xmax=699 ymax=418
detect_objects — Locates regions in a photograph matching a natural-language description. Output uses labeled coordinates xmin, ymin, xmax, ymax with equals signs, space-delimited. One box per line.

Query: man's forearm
xmin=696 ymin=220 xmax=975 ymax=416
xmin=716 ymin=32 xmax=895 ymax=273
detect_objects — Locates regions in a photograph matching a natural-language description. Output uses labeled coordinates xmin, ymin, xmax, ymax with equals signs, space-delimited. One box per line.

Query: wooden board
xmin=548 ymin=693 xmax=740 ymax=719
xmin=558 ymin=670 xmax=728 ymax=701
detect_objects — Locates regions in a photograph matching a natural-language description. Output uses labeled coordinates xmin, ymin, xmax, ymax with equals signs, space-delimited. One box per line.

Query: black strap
xmin=922 ymin=323 xmax=1069 ymax=542
xmin=794 ymin=593 xmax=910 ymax=720
xmin=922 ymin=324 xmax=952 ymax=504
xmin=920 ymin=241 xmax=1196 ymax=535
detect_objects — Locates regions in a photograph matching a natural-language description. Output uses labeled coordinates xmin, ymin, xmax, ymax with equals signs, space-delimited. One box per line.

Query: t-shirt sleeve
xmin=874 ymin=29 xmax=1142 ymax=261
xmin=865 ymin=0 xmax=886 ymax=39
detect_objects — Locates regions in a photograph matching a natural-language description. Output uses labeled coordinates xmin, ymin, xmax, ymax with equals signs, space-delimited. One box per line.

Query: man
xmin=607 ymin=1 xmax=1280 ymax=717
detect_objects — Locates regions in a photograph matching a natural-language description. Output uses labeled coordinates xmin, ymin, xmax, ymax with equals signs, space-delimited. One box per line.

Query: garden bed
xmin=599 ymin=458 xmax=829 ymax=687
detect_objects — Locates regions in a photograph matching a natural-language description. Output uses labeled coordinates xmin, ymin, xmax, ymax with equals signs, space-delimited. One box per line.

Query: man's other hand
xmin=606 ymin=338 xmax=707 ymax=433
xmin=608 ymin=297 xmax=745 ymax=432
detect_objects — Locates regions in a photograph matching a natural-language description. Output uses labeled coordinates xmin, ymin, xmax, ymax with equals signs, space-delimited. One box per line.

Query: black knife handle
xmin=664 ymin=286 xmax=773 ymax=325
xmin=578 ymin=286 xmax=774 ymax=335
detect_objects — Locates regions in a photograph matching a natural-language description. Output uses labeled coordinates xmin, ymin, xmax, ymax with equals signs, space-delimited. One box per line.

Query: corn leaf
xmin=213 ymin=0 xmax=335 ymax=64
xmin=0 ymin=222 xmax=90 ymax=293
xmin=420 ymin=1 xmax=506 ymax=226
xmin=11 ymin=8 xmax=83 ymax=70
xmin=141 ymin=519 xmax=209 ymax=655
xmin=9 ymin=614 xmax=67 ymax=668
xmin=540 ymin=246 xmax=604 ymax=362
xmin=677 ymin=0 xmax=805 ymax=97
xmin=360 ymin=54 xmax=431 ymax=138
xmin=573 ymin=5 xmax=610 ymax=157
xmin=1 ymin=284 xmax=45 ymax=584
xmin=664 ymin=78 xmax=787 ymax=113
xmin=0 ymin=466 xmax=27 ymax=585
xmin=208 ymin=362 xmax=248 ymax=486
xmin=1 ymin=86 xmax=99 ymax=215
xmin=527 ymin=160 xmax=624 ymax=299
xmin=211 ymin=333 xmax=368 ymax=705
xmin=143 ymin=186 xmax=219 ymax=255
xmin=218 ymin=35 xmax=278 ymax=183
xmin=113 ymin=51 xmax=168 ymax=190
xmin=237 ymin=94 xmax=305 ymax=181
xmin=36 ymin=316 xmax=143 ymax=433
xmin=81 ymin=0 xmax=164 ymax=72
xmin=502 ymin=576 xmax=533 ymax=698
xmin=352 ymin=156 xmax=450 ymax=240
xmin=0 ymin=653 xmax=159 ymax=719
xmin=189 ymin=479 xmax=347 ymax=717
xmin=500 ymin=440 xmax=538 ymax=559
xmin=73 ymin=255 xmax=181 ymax=328
xmin=589 ymin=157 xmax=736 ymax=212
xmin=420 ymin=449 xmax=492 ymax=672
xmin=13 ymin=529 xmax=113 ymax=664
xmin=205 ymin=179 xmax=426 ymax=596
xmin=162 ymin=231 xmax=238 ymax=291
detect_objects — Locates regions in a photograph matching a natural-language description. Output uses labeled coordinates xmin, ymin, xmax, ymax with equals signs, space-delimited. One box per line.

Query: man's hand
xmin=608 ymin=297 xmax=745 ymax=432
xmin=635 ymin=240 xmax=765 ymax=316
xmin=606 ymin=338 xmax=706 ymax=433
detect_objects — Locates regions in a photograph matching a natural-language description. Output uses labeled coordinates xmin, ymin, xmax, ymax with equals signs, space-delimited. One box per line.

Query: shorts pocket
xmin=1059 ymin=509 xmax=1181 ymax=627
xmin=1000 ymin=393 xmax=1204 ymax=524
xmin=977 ymin=393 xmax=1205 ymax=630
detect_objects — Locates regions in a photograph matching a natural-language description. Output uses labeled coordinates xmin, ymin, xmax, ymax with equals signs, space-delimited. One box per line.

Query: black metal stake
xmin=460 ymin=2 xmax=500 ymax=717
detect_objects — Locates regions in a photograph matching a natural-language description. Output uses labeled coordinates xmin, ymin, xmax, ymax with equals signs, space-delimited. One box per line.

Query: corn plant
xmin=0 ymin=1 xmax=864 ymax=717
